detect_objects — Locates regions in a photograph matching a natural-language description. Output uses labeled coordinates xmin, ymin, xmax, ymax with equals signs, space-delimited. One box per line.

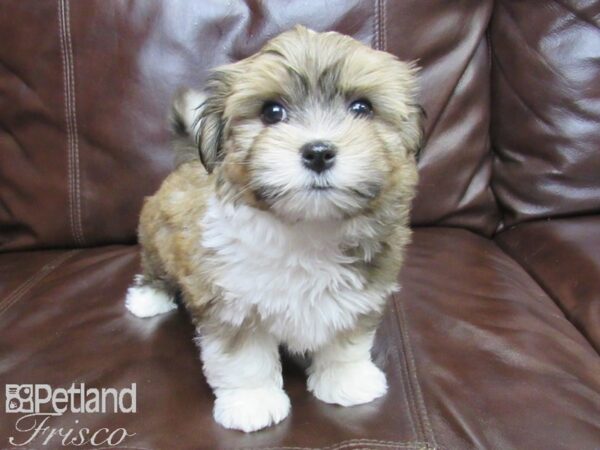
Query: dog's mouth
xmin=254 ymin=181 xmax=381 ymax=203
xmin=250 ymin=180 xmax=383 ymax=222
xmin=309 ymin=184 xmax=333 ymax=191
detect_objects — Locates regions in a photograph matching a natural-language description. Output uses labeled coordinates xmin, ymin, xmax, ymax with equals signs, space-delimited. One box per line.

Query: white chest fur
xmin=200 ymin=196 xmax=389 ymax=352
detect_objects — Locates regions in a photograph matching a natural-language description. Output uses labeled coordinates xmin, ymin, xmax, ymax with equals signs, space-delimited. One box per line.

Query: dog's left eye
xmin=261 ymin=102 xmax=287 ymax=125
xmin=349 ymin=99 xmax=373 ymax=118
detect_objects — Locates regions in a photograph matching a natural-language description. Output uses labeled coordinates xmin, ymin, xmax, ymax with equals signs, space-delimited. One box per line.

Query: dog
xmin=125 ymin=25 xmax=422 ymax=433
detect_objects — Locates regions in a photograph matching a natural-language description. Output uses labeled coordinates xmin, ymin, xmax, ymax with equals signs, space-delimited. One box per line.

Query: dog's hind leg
xmin=125 ymin=250 xmax=178 ymax=318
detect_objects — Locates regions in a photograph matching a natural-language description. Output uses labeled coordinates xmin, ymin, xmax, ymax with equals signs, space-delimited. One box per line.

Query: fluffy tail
xmin=170 ymin=89 xmax=206 ymax=166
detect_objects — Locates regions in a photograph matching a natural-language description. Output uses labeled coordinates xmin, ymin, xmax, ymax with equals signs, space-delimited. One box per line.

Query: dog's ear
xmin=171 ymin=76 xmax=231 ymax=173
xmin=171 ymin=88 xmax=207 ymax=167
xmin=402 ymin=62 xmax=426 ymax=162
xmin=411 ymin=105 xmax=427 ymax=162
xmin=398 ymin=102 xmax=426 ymax=163
xmin=197 ymin=68 xmax=241 ymax=173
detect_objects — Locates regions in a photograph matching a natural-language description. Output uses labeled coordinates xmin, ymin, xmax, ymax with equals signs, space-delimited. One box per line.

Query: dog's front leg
xmin=307 ymin=329 xmax=388 ymax=406
xmin=197 ymin=327 xmax=290 ymax=432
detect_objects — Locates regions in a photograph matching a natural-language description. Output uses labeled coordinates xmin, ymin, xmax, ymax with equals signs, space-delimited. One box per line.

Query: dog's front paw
xmin=308 ymin=360 xmax=387 ymax=406
xmin=213 ymin=387 xmax=291 ymax=433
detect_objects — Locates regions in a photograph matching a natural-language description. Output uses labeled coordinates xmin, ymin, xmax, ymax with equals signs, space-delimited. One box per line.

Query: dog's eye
xmin=261 ymin=102 xmax=287 ymax=125
xmin=349 ymin=99 xmax=373 ymax=118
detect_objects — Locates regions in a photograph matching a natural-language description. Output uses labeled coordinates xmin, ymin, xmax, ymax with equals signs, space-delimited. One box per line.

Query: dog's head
xmin=175 ymin=26 xmax=422 ymax=222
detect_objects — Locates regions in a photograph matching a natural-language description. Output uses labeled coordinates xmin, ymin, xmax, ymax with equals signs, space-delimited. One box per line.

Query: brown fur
xmin=137 ymin=25 xmax=422 ymax=340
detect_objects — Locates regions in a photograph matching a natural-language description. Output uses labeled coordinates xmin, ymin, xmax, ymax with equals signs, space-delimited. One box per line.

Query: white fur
xmin=307 ymin=331 xmax=388 ymax=406
xmin=131 ymin=194 xmax=394 ymax=431
xmin=196 ymin=195 xmax=391 ymax=430
xmin=308 ymin=360 xmax=387 ymax=406
xmin=198 ymin=328 xmax=290 ymax=432
xmin=125 ymin=285 xmax=177 ymax=318
xmin=213 ymin=387 xmax=291 ymax=433
xmin=201 ymin=195 xmax=394 ymax=353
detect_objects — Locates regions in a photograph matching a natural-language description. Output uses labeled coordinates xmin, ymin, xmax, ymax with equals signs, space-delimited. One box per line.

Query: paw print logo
xmin=5 ymin=385 xmax=34 ymax=413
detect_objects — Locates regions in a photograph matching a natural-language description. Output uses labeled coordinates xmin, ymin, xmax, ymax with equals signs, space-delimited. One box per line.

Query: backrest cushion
xmin=0 ymin=0 xmax=498 ymax=251
xmin=491 ymin=0 xmax=600 ymax=228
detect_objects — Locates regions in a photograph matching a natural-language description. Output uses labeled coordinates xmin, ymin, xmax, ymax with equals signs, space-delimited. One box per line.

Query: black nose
xmin=300 ymin=141 xmax=337 ymax=174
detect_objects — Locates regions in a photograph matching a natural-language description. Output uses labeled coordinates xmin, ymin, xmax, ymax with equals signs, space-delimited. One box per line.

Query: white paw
xmin=125 ymin=284 xmax=176 ymax=318
xmin=308 ymin=360 xmax=388 ymax=406
xmin=213 ymin=387 xmax=291 ymax=433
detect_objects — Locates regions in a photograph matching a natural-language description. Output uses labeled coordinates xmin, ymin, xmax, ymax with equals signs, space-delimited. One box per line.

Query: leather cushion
xmin=496 ymin=216 xmax=600 ymax=353
xmin=1 ymin=229 xmax=598 ymax=449
xmin=490 ymin=0 xmax=600 ymax=227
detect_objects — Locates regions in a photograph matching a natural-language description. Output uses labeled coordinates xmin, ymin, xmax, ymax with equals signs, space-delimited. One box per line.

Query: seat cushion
xmin=397 ymin=228 xmax=600 ymax=450
xmin=1 ymin=229 xmax=599 ymax=449
xmin=496 ymin=216 xmax=600 ymax=353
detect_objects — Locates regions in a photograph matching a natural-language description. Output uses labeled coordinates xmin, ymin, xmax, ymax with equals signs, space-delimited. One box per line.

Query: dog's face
xmin=192 ymin=26 xmax=422 ymax=222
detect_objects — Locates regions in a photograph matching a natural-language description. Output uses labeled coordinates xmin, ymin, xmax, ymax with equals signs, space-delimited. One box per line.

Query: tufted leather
xmin=1 ymin=1 xmax=599 ymax=449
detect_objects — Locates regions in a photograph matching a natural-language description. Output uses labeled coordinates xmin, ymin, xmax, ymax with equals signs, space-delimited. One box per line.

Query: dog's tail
xmin=170 ymin=89 xmax=206 ymax=167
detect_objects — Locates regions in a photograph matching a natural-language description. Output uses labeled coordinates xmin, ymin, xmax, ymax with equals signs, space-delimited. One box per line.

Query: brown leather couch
xmin=1 ymin=1 xmax=599 ymax=449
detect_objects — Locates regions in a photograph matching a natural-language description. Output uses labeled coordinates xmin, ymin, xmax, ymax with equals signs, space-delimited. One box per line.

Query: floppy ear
xmin=171 ymin=75 xmax=231 ymax=173
xmin=402 ymin=62 xmax=426 ymax=162
xmin=171 ymin=88 xmax=207 ymax=167
xmin=411 ymin=105 xmax=427 ymax=162
xmin=197 ymin=67 xmax=242 ymax=173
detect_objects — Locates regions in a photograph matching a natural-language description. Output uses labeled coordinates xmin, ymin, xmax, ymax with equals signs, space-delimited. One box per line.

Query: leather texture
xmin=496 ymin=216 xmax=600 ymax=353
xmin=491 ymin=0 xmax=600 ymax=228
xmin=0 ymin=0 xmax=499 ymax=252
xmin=1 ymin=1 xmax=599 ymax=449
xmin=1 ymin=230 xmax=599 ymax=450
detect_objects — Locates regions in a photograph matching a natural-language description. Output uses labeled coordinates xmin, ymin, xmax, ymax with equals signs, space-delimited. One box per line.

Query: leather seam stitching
xmin=372 ymin=0 xmax=380 ymax=50
xmin=58 ymin=0 xmax=85 ymax=246
xmin=380 ymin=0 xmax=386 ymax=51
xmin=391 ymin=299 xmax=427 ymax=443
xmin=58 ymin=0 xmax=76 ymax=245
xmin=372 ymin=0 xmax=386 ymax=51
xmin=394 ymin=299 xmax=439 ymax=448
xmin=64 ymin=0 xmax=85 ymax=245
xmin=243 ymin=438 xmax=438 ymax=450
xmin=0 ymin=250 xmax=80 ymax=317
xmin=385 ymin=302 xmax=419 ymax=440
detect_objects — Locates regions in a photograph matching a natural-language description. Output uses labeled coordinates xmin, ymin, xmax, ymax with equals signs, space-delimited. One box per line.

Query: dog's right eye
xmin=349 ymin=99 xmax=373 ymax=118
xmin=261 ymin=102 xmax=287 ymax=125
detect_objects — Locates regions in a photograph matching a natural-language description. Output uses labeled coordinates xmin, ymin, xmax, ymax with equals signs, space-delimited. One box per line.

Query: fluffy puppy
xmin=126 ymin=26 xmax=422 ymax=433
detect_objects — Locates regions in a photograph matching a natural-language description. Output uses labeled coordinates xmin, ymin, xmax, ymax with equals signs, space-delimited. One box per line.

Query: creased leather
xmin=491 ymin=0 xmax=600 ymax=228
xmin=1 ymin=231 xmax=599 ymax=449
xmin=496 ymin=216 xmax=600 ymax=353
xmin=0 ymin=0 xmax=500 ymax=251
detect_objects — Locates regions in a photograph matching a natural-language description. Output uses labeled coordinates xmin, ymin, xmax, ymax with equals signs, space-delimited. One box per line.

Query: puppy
xmin=126 ymin=26 xmax=422 ymax=433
